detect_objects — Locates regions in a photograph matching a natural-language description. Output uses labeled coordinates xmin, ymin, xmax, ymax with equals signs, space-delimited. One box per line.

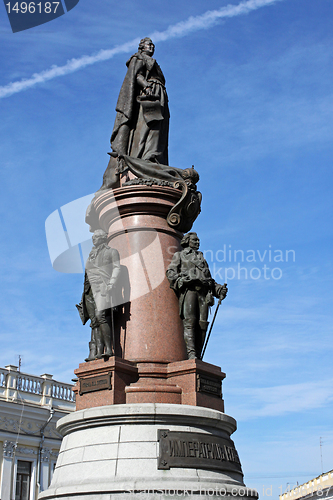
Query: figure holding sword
xmin=166 ymin=232 xmax=227 ymax=360
xmin=76 ymin=230 xmax=121 ymax=361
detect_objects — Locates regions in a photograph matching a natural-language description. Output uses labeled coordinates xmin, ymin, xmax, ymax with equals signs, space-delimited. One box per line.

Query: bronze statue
xmin=76 ymin=230 xmax=121 ymax=361
xmin=166 ymin=233 xmax=227 ymax=359
xmin=111 ymin=37 xmax=169 ymax=165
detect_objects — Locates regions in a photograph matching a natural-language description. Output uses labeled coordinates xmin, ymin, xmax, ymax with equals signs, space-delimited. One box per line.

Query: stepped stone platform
xmin=39 ymin=404 xmax=258 ymax=500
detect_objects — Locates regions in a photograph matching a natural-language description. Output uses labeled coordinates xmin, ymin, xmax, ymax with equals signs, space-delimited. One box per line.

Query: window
xmin=50 ymin=461 xmax=57 ymax=483
xmin=15 ymin=461 xmax=31 ymax=500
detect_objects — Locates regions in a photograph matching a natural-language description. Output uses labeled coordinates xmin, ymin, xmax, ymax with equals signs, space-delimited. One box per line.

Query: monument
xmin=39 ymin=38 xmax=258 ymax=500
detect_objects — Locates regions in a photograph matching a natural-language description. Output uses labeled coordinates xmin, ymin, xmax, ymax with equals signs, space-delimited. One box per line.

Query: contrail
xmin=0 ymin=0 xmax=284 ymax=99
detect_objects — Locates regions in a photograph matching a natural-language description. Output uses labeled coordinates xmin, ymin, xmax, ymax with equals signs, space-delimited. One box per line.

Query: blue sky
xmin=1 ymin=0 xmax=332 ymax=496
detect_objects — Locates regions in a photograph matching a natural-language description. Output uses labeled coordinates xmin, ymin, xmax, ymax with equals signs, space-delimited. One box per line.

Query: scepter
xmin=200 ymin=283 xmax=227 ymax=360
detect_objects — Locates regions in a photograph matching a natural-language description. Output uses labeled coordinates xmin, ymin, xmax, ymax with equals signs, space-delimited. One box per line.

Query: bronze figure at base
xmin=76 ymin=230 xmax=120 ymax=361
xmin=167 ymin=232 xmax=227 ymax=360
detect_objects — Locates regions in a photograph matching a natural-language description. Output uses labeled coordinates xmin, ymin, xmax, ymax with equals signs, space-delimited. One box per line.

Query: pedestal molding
xmin=106 ymin=225 xmax=183 ymax=242
xmin=57 ymin=403 xmax=237 ymax=437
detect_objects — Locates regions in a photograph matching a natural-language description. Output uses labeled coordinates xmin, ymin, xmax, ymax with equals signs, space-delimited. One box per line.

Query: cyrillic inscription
xmin=158 ymin=430 xmax=242 ymax=474
xmin=79 ymin=372 xmax=112 ymax=395
xmin=196 ymin=374 xmax=222 ymax=397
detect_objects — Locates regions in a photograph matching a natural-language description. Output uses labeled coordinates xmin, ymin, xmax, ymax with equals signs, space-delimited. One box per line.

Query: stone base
xmin=73 ymin=357 xmax=138 ymax=410
xmin=73 ymin=358 xmax=226 ymax=412
xmin=38 ymin=404 xmax=258 ymax=500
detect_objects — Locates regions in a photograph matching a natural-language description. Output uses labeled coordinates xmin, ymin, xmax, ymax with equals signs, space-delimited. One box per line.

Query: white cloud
xmin=230 ymin=379 xmax=333 ymax=420
xmin=0 ymin=0 xmax=285 ymax=99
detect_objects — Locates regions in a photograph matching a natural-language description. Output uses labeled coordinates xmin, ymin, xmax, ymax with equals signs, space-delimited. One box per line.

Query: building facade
xmin=280 ymin=470 xmax=333 ymax=500
xmin=0 ymin=365 xmax=75 ymax=500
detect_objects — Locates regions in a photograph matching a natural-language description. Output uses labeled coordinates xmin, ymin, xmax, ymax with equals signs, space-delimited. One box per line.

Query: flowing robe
xmin=111 ymin=51 xmax=169 ymax=165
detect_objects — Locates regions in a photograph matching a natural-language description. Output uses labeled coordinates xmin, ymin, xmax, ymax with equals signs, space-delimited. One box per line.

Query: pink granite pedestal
xmin=73 ymin=185 xmax=228 ymax=411
xmin=73 ymin=357 xmax=226 ymax=411
xmin=72 ymin=184 xmax=229 ymax=412
xmin=92 ymin=185 xmax=187 ymax=363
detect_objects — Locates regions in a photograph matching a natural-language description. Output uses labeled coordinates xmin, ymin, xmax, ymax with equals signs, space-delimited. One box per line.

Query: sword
xmin=109 ymin=291 xmax=115 ymax=356
xmin=200 ymin=283 xmax=227 ymax=360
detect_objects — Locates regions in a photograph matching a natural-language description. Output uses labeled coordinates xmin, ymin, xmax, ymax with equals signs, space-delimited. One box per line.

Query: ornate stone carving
xmin=0 ymin=416 xmax=61 ymax=439
xmin=16 ymin=446 xmax=37 ymax=456
xmin=3 ymin=440 xmax=16 ymax=458
xmin=41 ymin=447 xmax=51 ymax=462
xmin=167 ymin=168 xmax=202 ymax=233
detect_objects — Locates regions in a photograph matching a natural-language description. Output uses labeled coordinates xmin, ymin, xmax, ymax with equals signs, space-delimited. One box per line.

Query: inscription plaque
xmin=196 ymin=374 xmax=222 ymax=398
xmin=79 ymin=372 xmax=112 ymax=395
xmin=158 ymin=430 xmax=242 ymax=474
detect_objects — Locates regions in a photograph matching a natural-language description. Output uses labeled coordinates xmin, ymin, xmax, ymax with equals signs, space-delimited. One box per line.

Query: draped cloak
xmin=111 ymin=51 xmax=169 ymax=165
